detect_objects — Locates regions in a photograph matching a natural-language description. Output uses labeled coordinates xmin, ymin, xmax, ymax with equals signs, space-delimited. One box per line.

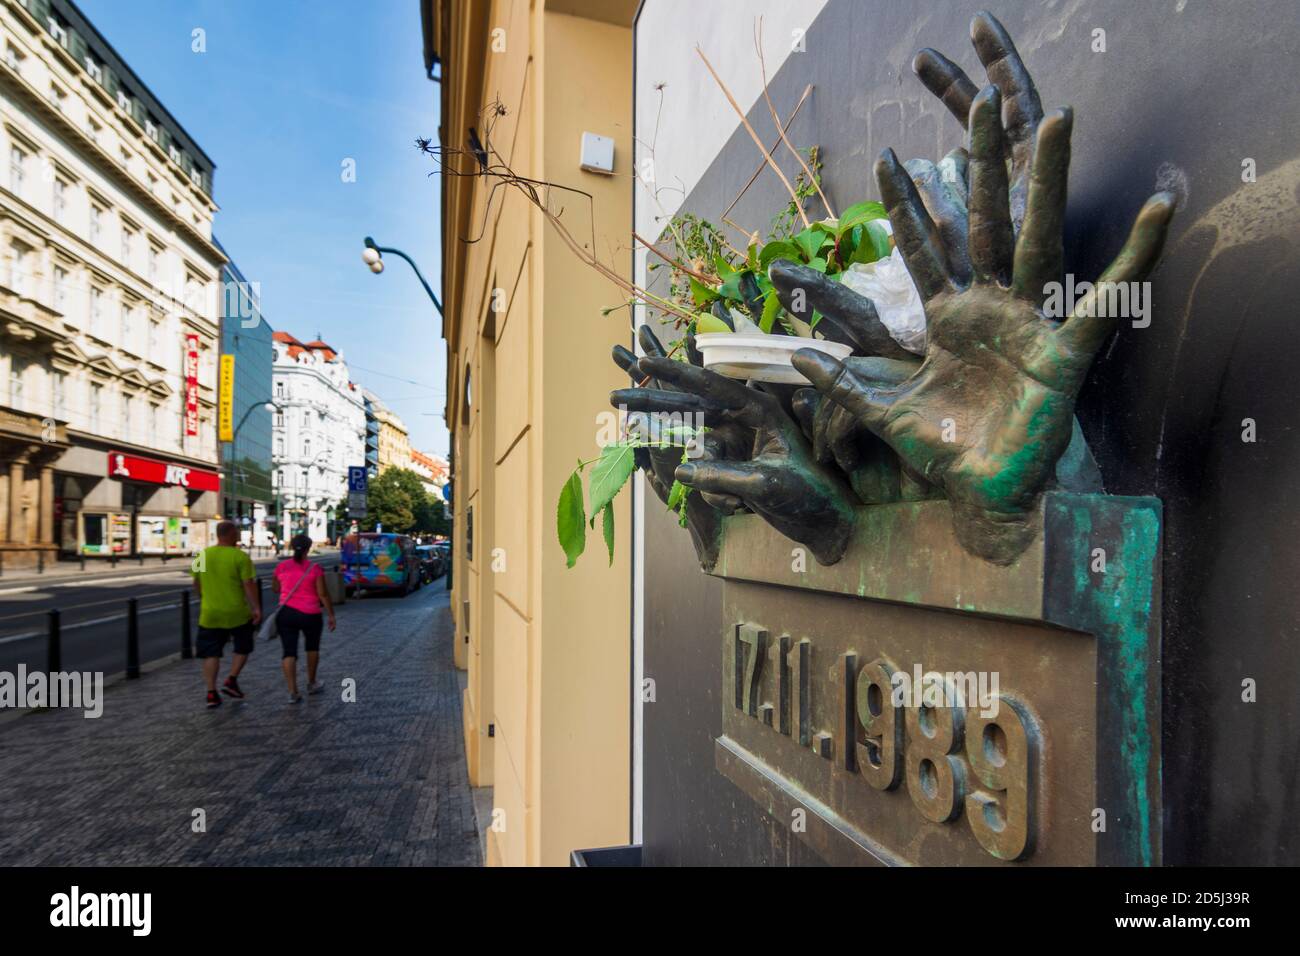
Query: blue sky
xmin=78 ymin=0 xmax=448 ymax=457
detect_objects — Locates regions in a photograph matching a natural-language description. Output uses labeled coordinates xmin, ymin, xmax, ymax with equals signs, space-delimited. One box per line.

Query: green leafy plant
xmin=556 ymin=433 xmax=698 ymax=567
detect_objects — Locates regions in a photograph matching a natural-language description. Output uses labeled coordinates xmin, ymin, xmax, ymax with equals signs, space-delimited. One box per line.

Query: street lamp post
xmin=361 ymin=237 xmax=443 ymax=318
xmin=230 ymin=400 xmax=281 ymax=552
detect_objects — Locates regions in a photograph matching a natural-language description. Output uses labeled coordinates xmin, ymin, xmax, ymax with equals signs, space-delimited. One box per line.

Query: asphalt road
xmin=0 ymin=554 xmax=407 ymax=677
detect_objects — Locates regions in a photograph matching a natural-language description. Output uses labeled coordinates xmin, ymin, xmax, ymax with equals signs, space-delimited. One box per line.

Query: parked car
xmin=341 ymin=533 xmax=421 ymax=596
xmin=415 ymin=544 xmax=444 ymax=583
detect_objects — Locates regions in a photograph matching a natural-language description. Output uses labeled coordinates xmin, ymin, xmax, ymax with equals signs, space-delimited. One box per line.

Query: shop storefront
xmin=56 ymin=447 xmax=221 ymax=559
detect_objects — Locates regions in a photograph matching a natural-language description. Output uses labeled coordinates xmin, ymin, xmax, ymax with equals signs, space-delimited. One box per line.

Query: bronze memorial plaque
xmin=713 ymin=493 xmax=1161 ymax=867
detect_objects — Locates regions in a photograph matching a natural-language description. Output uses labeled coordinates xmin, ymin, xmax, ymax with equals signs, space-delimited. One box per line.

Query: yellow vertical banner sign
xmin=218 ymin=354 xmax=235 ymax=442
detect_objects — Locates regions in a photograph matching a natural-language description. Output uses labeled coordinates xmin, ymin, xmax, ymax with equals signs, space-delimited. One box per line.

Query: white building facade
xmin=1 ymin=0 xmax=224 ymax=565
xmin=270 ymin=332 xmax=365 ymax=544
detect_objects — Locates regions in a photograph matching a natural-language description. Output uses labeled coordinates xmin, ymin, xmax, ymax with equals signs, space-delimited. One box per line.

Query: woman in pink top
xmin=271 ymin=534 xmax=336 ymax=703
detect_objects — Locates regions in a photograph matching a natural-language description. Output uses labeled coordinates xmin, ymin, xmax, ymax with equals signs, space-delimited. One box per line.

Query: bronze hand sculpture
xmin=610 ymin=326 xmax=751 ymax=570
xmin=614 ymin=354 xmax=858 ymax=566
xmin=793 ymin=85 xmax=1175 ymax=562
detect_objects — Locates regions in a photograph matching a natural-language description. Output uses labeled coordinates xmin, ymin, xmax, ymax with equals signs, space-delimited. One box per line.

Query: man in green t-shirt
xmin=191 ymin=520 xmax=261 ymax=708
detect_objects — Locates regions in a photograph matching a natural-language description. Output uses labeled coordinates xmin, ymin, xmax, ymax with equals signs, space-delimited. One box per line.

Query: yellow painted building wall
xmin=436 ymin=0 xmax=635 ymax=867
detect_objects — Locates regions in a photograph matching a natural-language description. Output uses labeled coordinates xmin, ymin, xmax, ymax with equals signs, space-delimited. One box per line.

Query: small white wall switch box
xmin=580 ymin=132 xmax=615 ymax=174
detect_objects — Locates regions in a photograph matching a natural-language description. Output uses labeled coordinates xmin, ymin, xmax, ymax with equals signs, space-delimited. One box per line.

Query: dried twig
xmin=754 ymin=18 xmax=833 ymax=218
xmin=695 ymin=44 xmax=810 ymax=230
xmin=719 ymin=83 xmax=813 ymax=225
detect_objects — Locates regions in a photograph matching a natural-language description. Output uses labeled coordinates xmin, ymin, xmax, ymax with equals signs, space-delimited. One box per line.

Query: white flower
xmin=840 ymin=230 xmax=927 ymax=354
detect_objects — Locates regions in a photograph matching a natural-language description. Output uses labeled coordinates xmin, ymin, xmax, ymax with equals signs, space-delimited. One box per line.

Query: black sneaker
xmin=221 ymin=676 xmax=245 ymax=699
xmin=206 ymin=691 xmax=222 ymax=709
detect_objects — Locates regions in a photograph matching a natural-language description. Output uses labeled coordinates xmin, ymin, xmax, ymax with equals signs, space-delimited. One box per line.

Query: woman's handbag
xmin=257 ymin=563 xmax=311 ymax=642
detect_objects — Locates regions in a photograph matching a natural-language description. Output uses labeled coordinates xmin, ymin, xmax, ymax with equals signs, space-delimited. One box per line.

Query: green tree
xmin=360 ymin=467 xmax=447 ymax=535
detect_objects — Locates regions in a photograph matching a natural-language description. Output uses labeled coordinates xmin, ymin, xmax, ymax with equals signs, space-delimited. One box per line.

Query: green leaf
xmin=760 ymin=291 xmax=782 ymax=333
xmin=758 ymin=240 xmax=801 ymax=272
xmin=809 ymin=309 xmax=823 ymax=332
xmin=793 ymin=227 xmax=828 ymax=262
xmin=588 ymin=443 xmax=637 ymax=520
xmin=852 ymin=219 xmax=892 ymax=264
xmin=806 ymin=257 xmax=828 ymax=273
xmin=746 ymin=241 xmax=759 ymax=271
xmin=836 ymin=201 xmax=887 ymax=237
xmin=556 ymin=469 xmax=586 ymax=568
xmin=716 ymin=271 xmax=744 ymax=302
xmin=689 ymin=276 xmax=718 ymax=306
xmin=714 ymin=255 xmax=736 ymax=279
xmin=695 ymin=312 xmax=732 ymax=334
xmin=666 ymin=479 xmax=686 ymax=511
xmin=601 ymin=502 xmax=615 ymax=566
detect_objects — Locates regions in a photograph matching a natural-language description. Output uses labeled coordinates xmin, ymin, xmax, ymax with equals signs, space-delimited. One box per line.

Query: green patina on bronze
xmin=1045 ymin=497 xmax=1161 ymax=865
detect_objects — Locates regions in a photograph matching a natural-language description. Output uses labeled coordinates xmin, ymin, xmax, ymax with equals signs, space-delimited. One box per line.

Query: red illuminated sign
xmin=184 ymin=333 xmax=200 ymax=437
xmin=107 ymin=451 xmax=220 ymax=493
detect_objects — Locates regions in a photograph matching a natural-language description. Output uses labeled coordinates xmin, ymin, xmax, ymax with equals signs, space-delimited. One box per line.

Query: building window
xmin=90 ymin=287 xmax=104 ymax=336
xmin=274 ymin=409 xmax=284 ymax=428
xmin=89 ymin=383 xmax=102 ymax=431
xmin=89 ymin=205 xmax=103 ymax=244
xmin=149 ymin=403 xmax=159 ymax=446
xmin=116 ymin=89 xmax=130 ymax=112
xmin=121 ymin=225 xmax=137 ymax=266
xmin=119 ymin=299 xmax=131 ymax=349
xmin=84 ymin=56 xmax=101 ymax=82
xmin=47 ymin=19 xmax=67 ymax=47
xmin=304 ymin=437 xmax=311 ymax=458
xmin=53 ymin=178 xmax=67 ymax=220
xmin=8 ymin=357 xmax=25 ymax=408
xmin=9 ymin=145 xmax=25 ymax=194
xmin=119 ymin=392 xmax=131 ymax=440
xmin=275 ymin=435 xmax=284 ymax=457
xmin=148 ymin=317 xmax=160 ymax=358
xmin=53 ymin=371 xmax=66 ymax=418
xmin=145 ymin=119 xmax=157 ymax=142
xmin=53 ymin=266 xmax=67 ymax=311
xmin=275 ymin=380 xmax=285 ymax=399
xmin=8 ymin=242 xmax=29 ymax=297
xmin=147 ymin=244 xmax=160 ymax=283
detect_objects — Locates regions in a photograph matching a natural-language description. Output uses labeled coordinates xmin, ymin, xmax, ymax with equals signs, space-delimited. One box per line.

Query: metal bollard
xmin=80 ymin=552 xmax=86 ymax=571
xmin=38 ymin=551 xmax=44 ymax=574
xmin=180 ymin=590 xmax=193 ymax=659
xmin=126 ymin=598 xmax=140 ymax=679
xmin=47 ymin=608 xmax=61 ymax=673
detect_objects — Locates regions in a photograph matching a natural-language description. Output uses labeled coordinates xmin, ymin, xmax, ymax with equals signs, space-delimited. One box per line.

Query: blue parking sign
xmin=347 ymin=467 xmax=368 ymax=493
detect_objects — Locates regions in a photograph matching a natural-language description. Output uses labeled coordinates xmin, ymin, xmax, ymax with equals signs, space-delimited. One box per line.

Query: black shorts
xmin=277 ymin=606 xmax=324 ymax=658
xmin=196 ymin=621 xmax=256 ymax=658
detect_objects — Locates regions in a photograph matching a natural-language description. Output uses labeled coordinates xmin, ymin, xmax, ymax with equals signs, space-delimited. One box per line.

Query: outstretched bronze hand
xmin=794 ymin=86 xmax=1175 ymax=562
xmin=913 ymin=10 xmax=1046 ymax=234
xmin=610 ymin=327 xmax=749 ymax=569
xmin=768 ymin=11 xmax=1048 ymax=353
xmin=613 ymin=356 xmax=857 ymax=566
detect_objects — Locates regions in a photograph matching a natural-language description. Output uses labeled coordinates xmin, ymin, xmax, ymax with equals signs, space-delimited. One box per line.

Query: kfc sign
xmin=184 ymin=333 xmax=200 ymax=437
xmin=108 ymin=451 xmax=220 ymax=493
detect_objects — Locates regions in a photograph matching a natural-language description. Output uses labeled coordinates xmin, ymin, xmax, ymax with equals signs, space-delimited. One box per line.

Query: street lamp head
xmin=362 ymin=247 xmax=380 ymax=266
xmin=263 ymin=401 xmax=278 ymax=412
xmin=369 ymin=259 xmax=384 ymax=274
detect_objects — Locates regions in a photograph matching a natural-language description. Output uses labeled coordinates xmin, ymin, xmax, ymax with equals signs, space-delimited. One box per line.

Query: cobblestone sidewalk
xmin=0 ymin=584 xmax=481 ymax=866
